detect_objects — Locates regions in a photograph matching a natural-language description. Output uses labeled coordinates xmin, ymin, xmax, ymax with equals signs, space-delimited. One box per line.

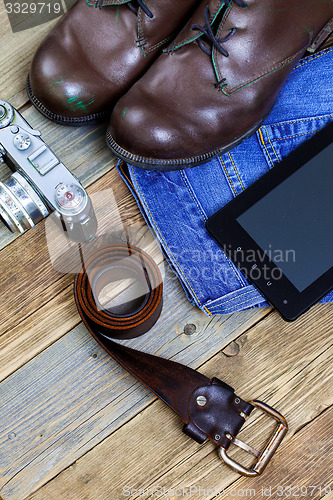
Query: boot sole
xmin=26 ymin=74 xmax=109 ymax=126
xmin=106 ymin=115 xmax=269 ymax=171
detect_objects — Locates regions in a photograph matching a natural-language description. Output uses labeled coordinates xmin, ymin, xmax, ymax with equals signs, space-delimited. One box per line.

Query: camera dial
xmin=0 ymin=100 xmax=14 ymax=128
xmin=14 ymin=134 xmax=32 ymax=151
xmin=55 ymin=183 xmax=87 ymax=214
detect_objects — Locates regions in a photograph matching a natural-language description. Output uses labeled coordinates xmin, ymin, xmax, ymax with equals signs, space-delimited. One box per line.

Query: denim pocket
xmin=257 ymin=114 xmax=333 ymax=169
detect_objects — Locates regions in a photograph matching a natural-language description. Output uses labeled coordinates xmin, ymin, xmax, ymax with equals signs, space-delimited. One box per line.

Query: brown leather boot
xmin=107 ymin=0 xmax=333 ymax=169
xmin=27 ymin=0 xmax=201 ymax=125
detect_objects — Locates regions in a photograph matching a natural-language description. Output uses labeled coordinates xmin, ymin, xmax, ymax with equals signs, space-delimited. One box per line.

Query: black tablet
xmin=206 ymin=122 xmax=333 ymax=321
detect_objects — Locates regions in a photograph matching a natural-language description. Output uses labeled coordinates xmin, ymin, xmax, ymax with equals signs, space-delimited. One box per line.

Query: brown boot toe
xmin=108 ymin=86 xmax=194 ymax=167
xmin=28 ymin=0 xmax=203 ymax=125
xmin=28 ymin=38 xmax=112 ymax=124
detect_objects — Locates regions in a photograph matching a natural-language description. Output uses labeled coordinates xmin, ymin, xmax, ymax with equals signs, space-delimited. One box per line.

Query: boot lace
xmin=191 ymin=0 xmax=247 ymax=57
xmin=127 ymin=0 xmax=153 ymax=18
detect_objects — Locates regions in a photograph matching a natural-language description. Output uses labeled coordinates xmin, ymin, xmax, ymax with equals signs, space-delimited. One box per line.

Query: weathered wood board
xmin=0 ymin=269 xmax=270 ymax=499
xmin=17 ymin=303 xmax=332 ymax=500
xmin=0 ymin=9 xmax=58 ymax=107
xmin=0 ymin=7 xmax=332 ymax=500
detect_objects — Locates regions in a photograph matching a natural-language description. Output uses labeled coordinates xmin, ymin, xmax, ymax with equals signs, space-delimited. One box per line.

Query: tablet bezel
xmin=206 ymin=122 xmax=333 ymax=321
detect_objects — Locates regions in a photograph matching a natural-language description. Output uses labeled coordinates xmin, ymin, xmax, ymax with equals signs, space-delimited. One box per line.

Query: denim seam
xmin=218 ymin=158 xmax=251 ymax=287
xmin=273 ymin=130 xmax=323 ymax=141
xmin=228 ymin=152 xmax=245 ymax=190
xmin=130 ymin=166 xmax=212 ymax=315
xmin=207 ymin=289 xmax=264 ymax=309
xmin=269 ymin=114 xmax=333 ymax=128
xmin=208 ymin=297 xmax=261 ymax=312
xmin=218 ymin=157 xmax=248 ymax=287
xmin=118 ymin=162 xmax=135 ymax=189
xmin=264 ymin=125 xmax=280 ymax=163
xmin=293 ymin=47 xmax=333 ymax=70
xmin=220 ymin=157 xmax=238 ymax=195
xmin=220 ymin=160 xmax=244 ymax=287
xmin=258 ymin=128 xmax=275 ymax=168
xmin=180 ymin=171 xmax=208 ymax=222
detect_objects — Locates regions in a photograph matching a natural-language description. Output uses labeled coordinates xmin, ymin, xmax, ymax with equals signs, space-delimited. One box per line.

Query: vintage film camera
xmin=0 ymin=100 xmax=97 ymax=242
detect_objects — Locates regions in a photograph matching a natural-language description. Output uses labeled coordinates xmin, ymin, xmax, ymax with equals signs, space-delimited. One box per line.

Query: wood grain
xmin=0 ymin=303 xmax=331 ymax=499
xmin=32 ymin=406 xmax=333 ymax=500
xmin=0 ymin=166 xmax=147 ymax=381
xmin=221 ymin=405 xmax=333 ymax=499
xmin=0 ymin=106 xmax=117 ymax=337
xmin=0 ymin=7 xmax=57 ymax=107
xmin=0 ymin=12 xmax=332 ymax=500
xmin=0 ymin=276 xmax=269 ymax=499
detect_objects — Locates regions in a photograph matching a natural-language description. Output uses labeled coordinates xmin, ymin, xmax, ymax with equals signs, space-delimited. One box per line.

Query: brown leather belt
xmin=74 ymin=243 xmax=288 ymax=477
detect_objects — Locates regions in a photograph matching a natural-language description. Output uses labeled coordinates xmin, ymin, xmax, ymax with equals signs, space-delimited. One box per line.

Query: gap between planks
xmin=0 ymin=294 xmax=270 ymax=499
xmin=218 ymin=404 xmax=333 ymax=500
xmin=0 ymin=168 xmax=145 ymax=382
xmin=1 ymin=303 xmax=331 ymax=499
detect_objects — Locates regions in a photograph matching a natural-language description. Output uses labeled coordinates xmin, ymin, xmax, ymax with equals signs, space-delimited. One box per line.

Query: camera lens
xmin=0 ymin=106 xmax=6 ymax=119
xmin=0 ymin=172 xmax=49 ymax=234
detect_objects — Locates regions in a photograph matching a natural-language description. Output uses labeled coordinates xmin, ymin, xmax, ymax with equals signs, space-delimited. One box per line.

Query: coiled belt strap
xmin=74 ymin=244 xmax=287 ymax=476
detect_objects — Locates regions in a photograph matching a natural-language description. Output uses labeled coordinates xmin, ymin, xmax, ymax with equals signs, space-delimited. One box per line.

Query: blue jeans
xmin=118 ymin=47 xmax=333 ymax=316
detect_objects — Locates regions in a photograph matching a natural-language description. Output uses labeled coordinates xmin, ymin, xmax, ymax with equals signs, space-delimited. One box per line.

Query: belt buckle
xmin=219 ymin=400 xmax=288 ymax=477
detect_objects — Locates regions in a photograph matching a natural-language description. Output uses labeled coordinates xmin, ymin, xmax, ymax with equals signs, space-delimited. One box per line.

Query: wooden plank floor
xmin=0 ymin=7 xmax=332 ymax=500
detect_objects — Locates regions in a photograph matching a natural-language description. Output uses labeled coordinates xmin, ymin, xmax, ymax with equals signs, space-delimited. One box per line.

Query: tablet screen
xmin=237 ymin=143 xmax=333 ymax=292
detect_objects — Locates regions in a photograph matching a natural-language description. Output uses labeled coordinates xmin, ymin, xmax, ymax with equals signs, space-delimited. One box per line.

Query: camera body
xmin=0 ymin=100 xmax=97 ymax=242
